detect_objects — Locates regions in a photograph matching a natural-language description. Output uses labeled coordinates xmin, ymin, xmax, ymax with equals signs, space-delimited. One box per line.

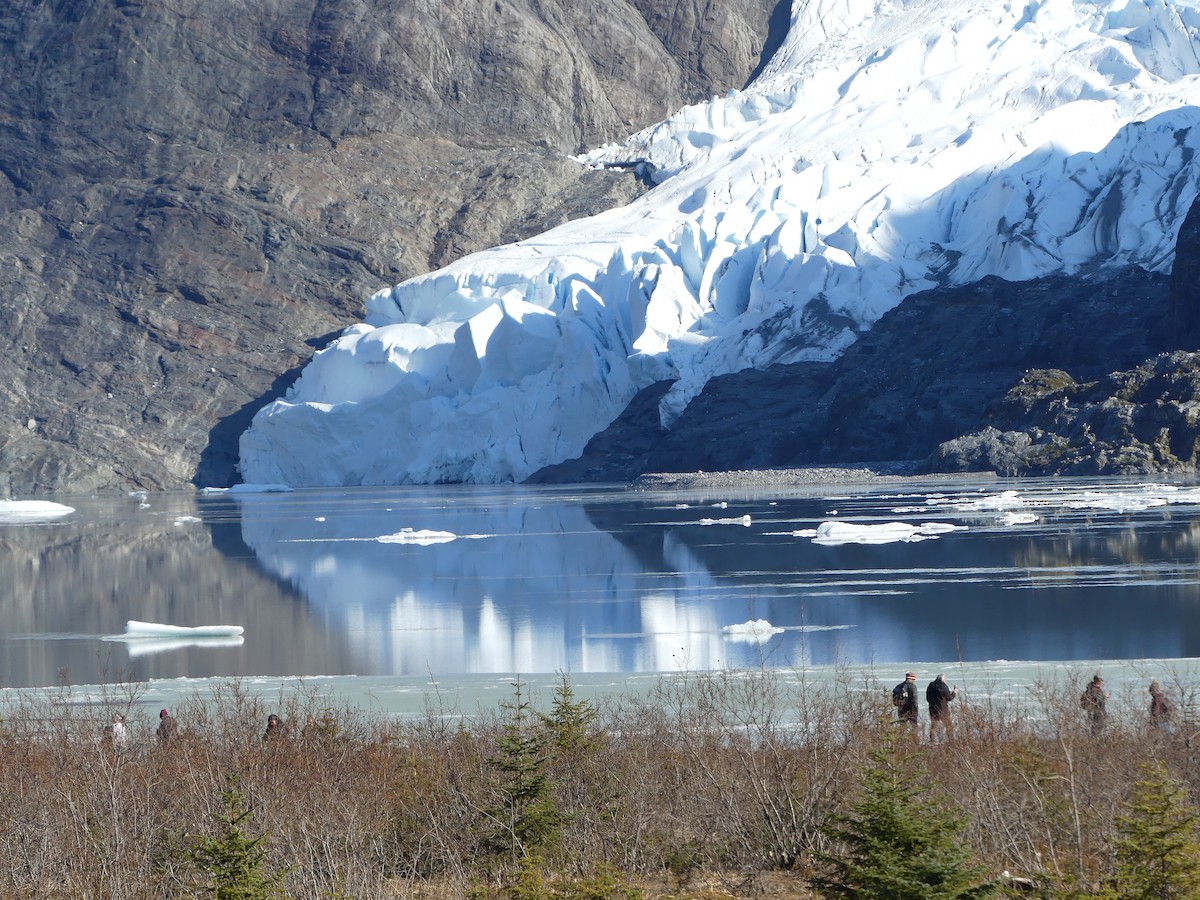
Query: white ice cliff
xmin=239 ymin=0 xmax=1200 ymax=487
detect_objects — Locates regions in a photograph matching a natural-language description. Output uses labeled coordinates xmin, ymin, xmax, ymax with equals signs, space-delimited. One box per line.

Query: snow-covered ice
xmin=239 ymin=0 xmax=1200 ymax=487
xmin=0 ymin=500 xmax=75 ymax=523
xmin=376 ymin=528 xmax=458 ymax=545
xmin=114 ymin=620 xmax=244 ymax=638
xmin=811 ymin=520 xmax=964 ymax=544
xmin=104 ymin=621 xmax=246 ymax=657
xmin=723 ymin=619 xmax=785 ymax=641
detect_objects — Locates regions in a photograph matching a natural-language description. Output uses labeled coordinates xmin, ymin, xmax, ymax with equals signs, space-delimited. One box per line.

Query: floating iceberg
xmin=722 ymin=619 xmax=785 ymax=642
xmin=0 ymin=500 xmax=75 ymax=522
xmin=376 ymin=528 xmax=458 ymax=545
xmin=117 ymin=620 xmax=244 ymax=638
xmin=104 ymin=621 xmax=245 ymax=656
xmin=812 ymin=521 xmax=962 ymax=545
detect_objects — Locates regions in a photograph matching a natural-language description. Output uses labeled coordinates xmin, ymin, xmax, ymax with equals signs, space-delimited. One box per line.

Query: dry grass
xmin=0 ymin=668 xmax=1193 ymax=898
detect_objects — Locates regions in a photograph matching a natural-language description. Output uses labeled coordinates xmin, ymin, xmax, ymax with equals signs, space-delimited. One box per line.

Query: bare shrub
xmin=3 ymin=669 xmax=1200 ymax=898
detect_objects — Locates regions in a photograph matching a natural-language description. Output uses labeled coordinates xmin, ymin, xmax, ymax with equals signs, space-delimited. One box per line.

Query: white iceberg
xmin=0 ymin=500 xmax=75 ymax=522
xmin=722 ymin=619 xmax=785 ymax=642
xmin=376 ymin=528 xmax=458 ymax=545
xmin=103 ymin=621 xmax=245 ymax=656
xmin=812 ymin=521 xmax=962 ymax=545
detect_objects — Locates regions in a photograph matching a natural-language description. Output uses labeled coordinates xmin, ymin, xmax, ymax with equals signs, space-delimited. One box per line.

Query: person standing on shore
xmin=926 ymin=673 xmax=958 ymax=743
xmin=1149 ymin=680 xmax=1174 ymax=730
xmin=1080 ymin=674 xmax=1109 ymax=736
xmin=110 ymin=714 xmax=128 ymax=751
xmin=894 ymin=672 xmax=919 ymax=739
xmin=156 ymin=708 xmax=177 ymax=744
xmin=263 ymin=714 xmax=286 ymax=743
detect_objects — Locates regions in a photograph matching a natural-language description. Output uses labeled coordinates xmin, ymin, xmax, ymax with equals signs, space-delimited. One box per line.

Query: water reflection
xmin=3 ymin=477 xmax=1200 ymax=688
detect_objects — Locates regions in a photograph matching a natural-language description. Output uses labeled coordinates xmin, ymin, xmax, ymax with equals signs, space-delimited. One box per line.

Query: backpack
xmin=892 ymin=682 xmax=907 ymax=707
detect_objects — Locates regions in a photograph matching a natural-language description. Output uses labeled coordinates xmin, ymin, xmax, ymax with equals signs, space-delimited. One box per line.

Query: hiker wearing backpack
xmin=893 ymin=672 xmax=919 ymax=739
xmin=1080 ymin=674 xmax=1109 ymax=736
xmin=1149 ymin=680 xmax=1174 ymax=731
xmin=926 ymin=673 xmax=958 ymax=743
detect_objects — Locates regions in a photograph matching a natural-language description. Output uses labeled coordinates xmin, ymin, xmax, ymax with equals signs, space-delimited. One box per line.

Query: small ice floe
xmin=699 ymin=515 xmax=752 ymax=527
xmin=722 ymin=619 xmax=785 ymax=642
xmin=0 ymin=500 xmax=75 ymax=523
xmin=1063 ymin=490 xmax=1167 ymax=513
xmin=997 ymin=511 xmax=1039 ymax=526
xmin=811 ymin=521 xmax=963 ymax=545
xmin=200 ymin=483 xmax=293 ymax=494
xmin=173 ymin=516 xmax=202 ymax=526
xmin=105 ymin=620 xmax=244 ymax=657
xmin=376 ymin=528 xmax=457 ymax=545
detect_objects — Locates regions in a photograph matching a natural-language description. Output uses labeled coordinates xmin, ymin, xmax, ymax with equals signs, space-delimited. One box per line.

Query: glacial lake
xmin=5 ymin=473 xmax=1200 ymax=715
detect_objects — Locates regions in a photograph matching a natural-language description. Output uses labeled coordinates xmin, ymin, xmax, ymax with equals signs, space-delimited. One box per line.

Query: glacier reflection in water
xmin=4 ymin=475 xmax=1200 ymax=689
xmin=235 ymin=476 xmax=1200 ymax=676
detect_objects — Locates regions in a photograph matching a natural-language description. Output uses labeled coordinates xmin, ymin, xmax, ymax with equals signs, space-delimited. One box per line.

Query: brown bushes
xmin=0 ymin=668 xmax=1196 ymax=898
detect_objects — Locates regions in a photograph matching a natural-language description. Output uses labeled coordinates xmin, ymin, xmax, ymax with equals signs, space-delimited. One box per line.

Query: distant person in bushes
xmin=926 ymin=673 xmax=959 ymax=743
xmin=263 ymin=713 xmax=286 ymax=743
xmin=156 ymin=708 xmax=177 ymax=743
xmin=1149 ymin=680 xmax=1174 ymax=729
xmin=109 ymin=713 xmax=128 ymax=751
xmin=1080 ymin=674 xmax=1109 ymax=736
xmin=893 ymin=671 xmax=919 ymax=739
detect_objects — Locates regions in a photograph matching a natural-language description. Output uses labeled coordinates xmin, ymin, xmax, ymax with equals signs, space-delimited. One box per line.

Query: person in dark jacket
xmin=926 ymin=673 xmax=959 ymax=743
xmin=1080 ymin=674 xmax=1109 ymax=736
xmin=1149 ymin=680 xmax=1174 ymax=730
xmin=156 ymin=708 xmax=177 ymax=743
xmin=896 ymin=671 xmax=919 ymax=739
xmin=263 ymin=713 xmax=287 ymax=743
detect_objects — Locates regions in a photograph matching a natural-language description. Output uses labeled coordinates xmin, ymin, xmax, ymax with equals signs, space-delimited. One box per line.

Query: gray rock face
xmin=0 ymin=0 xmax=777 ymax=495
xmin=532 ymin=266 xmax=1181 ymax=483
xmin=929 ymin=355 xmax=1200 ymax=476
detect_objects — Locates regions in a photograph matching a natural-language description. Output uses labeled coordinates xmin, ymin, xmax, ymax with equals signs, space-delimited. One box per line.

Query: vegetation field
xmin=2 ymin=668 xmax=1199 ymax=899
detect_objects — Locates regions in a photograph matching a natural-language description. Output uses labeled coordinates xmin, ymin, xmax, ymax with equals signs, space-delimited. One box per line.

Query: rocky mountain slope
xmin=0 ymin=0 xmax=780 ymax=496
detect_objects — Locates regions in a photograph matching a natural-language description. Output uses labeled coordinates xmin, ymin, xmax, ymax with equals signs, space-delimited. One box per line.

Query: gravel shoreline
xmin=630 ymin=461 xmax=997 ymax=490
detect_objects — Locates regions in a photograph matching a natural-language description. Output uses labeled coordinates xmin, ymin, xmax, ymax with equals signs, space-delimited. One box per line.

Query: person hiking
xmin=893 ymin=672 xmax=919 ymax=739
xmin=1080 ymin=674 xmax=1109 ymax=736
xmin=109 ymin=713 xmax=128 ymax=751
xmin=263 ymin=713 xmax=287 ymax=743
xmin=1149 ymin=679 xmax=1174 ymax=730
xmin=926 ymin=673 xmax=958 ymax=743
xmin=156 ymin=708 xmax=178 ymax=743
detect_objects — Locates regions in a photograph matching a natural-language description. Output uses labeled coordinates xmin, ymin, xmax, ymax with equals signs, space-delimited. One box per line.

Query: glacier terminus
xmin=238 ymin=0 xmax=1200 ymax=487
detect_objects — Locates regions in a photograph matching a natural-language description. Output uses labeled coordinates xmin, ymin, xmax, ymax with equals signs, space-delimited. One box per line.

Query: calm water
xmin=4 ymin=474 xmax=1200 ymax=692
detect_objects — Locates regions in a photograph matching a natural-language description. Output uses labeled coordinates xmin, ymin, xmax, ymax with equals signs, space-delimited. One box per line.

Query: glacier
xmin=239 ymin=0 xmax=1200 ymax=487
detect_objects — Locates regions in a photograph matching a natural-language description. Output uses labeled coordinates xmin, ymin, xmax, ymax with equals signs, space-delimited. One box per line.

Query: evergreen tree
xmin=812 ymin=738 xmax=999 ymax=899
xmin=537 ymin=674 xmax=598 ymax=755
xmin=186 ymin=776 xmax=283 ymax=900
xmin=1104 ymin=762 xmax=1200 ymax=900
xmin=487 ymin=678 xmax=562 ymax=861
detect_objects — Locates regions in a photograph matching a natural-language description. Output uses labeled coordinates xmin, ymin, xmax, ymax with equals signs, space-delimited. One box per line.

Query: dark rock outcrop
xmin=532 ymin=265 xmax=1181 ymax=483
xmin=0 ymin=0 xmax=778 ymax=495
xmin=929 ymin=354 xmax=1200 ymax=475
